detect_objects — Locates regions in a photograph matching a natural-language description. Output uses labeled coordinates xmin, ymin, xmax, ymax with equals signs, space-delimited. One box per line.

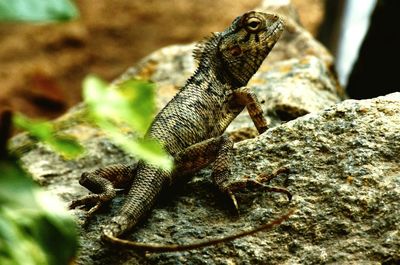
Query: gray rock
xmin=10 ymin=1 xmax=400 ymax=264
xmin=229 ymin=92 xmax=400 ymax=264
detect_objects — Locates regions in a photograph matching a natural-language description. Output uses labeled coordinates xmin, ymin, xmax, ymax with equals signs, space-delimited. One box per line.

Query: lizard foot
xmin=219 ymin=179 xmax=291 ymax=217
xmin=69 ymin=191 xmax=116 ymax=224
xmin=227 ymin=179 xmax=292 ymax=201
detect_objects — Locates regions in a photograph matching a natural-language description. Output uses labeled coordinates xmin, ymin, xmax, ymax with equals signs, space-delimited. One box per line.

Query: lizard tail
xmin=102 ymin=215 xmax=132 ymax=240
xmin=102 ymin=208 xmax=296 ymax=253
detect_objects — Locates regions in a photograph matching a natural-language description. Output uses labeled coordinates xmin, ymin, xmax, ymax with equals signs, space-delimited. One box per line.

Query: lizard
xmin=70 ymin=10 xmax=294 ymax=252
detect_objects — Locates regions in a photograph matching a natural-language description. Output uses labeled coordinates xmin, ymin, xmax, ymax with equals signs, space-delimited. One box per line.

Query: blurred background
xmin=0 ymin=0 xmax=397 ymax=120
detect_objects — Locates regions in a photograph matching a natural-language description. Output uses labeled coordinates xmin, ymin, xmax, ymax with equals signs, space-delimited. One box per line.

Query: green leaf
xmin=83 ymin=75 xmax=156 ymax=135
xmin=83 ymin=75 xmax=173 ymax=171
xmin=12 ymin=114 xmax=53 ymax=140
xmin=0 ymin=160 xmax=78 ymax=265
xmin=0 ymin=0 xmax=79 ymax=22
xmin=48 ymin=135 xmax=85 ymax=159
xmin=0 ymin=211 xmax=47 ymax=265
xmin=110 ymin=131 xmax=173 ymax=171
xmin=0 ymin=160 xmax=36 ymax=207
xmin=13 ymin=113 xmax=84 ymax=159
xmin=118 ymin=79 xmax=156 ymax=134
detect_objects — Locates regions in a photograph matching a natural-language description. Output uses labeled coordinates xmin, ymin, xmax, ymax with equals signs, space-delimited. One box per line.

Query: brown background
xmin=0 ymin=0 xmax=324 ymax=119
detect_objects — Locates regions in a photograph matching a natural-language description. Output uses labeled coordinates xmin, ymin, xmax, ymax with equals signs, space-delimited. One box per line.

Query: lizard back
xmin=149 ymin=11 xmax=283 ymax=155
xmin=103 ymin=11 xmax=284 ymax=238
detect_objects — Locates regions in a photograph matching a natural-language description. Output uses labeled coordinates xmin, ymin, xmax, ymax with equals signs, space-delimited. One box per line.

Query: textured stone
xmin=10 ymin=1 xmax=400 ymax=264
xmin=13 ymin=91 xmax=400 ymax=264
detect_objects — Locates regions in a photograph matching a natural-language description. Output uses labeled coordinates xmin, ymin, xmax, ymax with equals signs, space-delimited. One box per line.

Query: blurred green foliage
xmin=1 ymin=2 xmax=172 ymax=263
xmin=12 ymin=76 xmax=173 ymax=168
xmin=0 ymin=0 xmax=79 ymax=22
xmin=1 ymin=76 xmax=173 ymax=265
xmin=13 ymin=114 xmax=84 ymax=159
xmin=0 ymin=159 xmax=78 ymax=265
xmin=0 ymin=1 xmax=80 ymax=264
xmin=83 ymin=75 xmax=173 ymax=171
xmin=4 ymin=75 xmax=173 ymax=264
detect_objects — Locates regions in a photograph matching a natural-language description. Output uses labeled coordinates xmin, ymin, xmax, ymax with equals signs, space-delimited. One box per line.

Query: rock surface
xmin=10 ymin=1 xmax=400 ymax=264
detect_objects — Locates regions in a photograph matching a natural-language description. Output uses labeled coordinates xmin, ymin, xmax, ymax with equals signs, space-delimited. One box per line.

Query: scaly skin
xmin=70 ymin=11 xmax=293 ymax=252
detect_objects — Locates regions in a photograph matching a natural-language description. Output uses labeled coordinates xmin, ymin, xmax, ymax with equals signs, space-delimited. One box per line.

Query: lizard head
xmin=216 ymin=11 xmax=283 ymax=88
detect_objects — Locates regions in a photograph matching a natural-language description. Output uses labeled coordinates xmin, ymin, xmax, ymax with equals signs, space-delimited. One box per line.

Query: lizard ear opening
xmin=229 ymin=45 xmax=242 ymax=57
xmin=193 ymin=32 xmax=221 ymax=62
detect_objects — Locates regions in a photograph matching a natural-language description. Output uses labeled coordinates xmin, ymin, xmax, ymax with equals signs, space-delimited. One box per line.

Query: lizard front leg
xmin=233 ymin=86 xmax=268 ymax=134
xmin=70 ymin=163 xmax=137 ymax=222
xmin=224 ymin=87 xmax=292 ymax=203
xmin=225 ymin=87 xmax=269 ymax=143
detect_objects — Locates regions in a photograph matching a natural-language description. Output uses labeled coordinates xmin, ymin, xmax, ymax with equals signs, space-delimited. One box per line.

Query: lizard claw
xmin=248 ymin=180 xmax=292 ymax=201
xmin=70 ymin=191 xmax=115 ymax=224
xmin=227 ymin=189 xmax=240 ymax=215
xmin=227 ymin=179 xmax=292 ymax=201
xmin=69 ymin=194 xmax=101 ymax=210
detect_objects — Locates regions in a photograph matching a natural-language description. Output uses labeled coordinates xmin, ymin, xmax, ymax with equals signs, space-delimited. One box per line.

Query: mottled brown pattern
xmin=70 ymin=11 xmax=287 ymax=251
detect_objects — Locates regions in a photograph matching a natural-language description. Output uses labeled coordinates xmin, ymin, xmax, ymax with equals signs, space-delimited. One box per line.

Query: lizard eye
xmin=246 ymin=17 xmax=262 ymax=32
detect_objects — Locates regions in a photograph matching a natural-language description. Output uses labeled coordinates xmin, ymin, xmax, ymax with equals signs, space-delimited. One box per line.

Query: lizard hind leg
xmin=209 ymin=135 xmax=242 ymax=213
xmin=211 ymin=137 xmax=292 ymax=213
xmin=225 ymin=167 xmax=292 ymax=205
xmin=69 ymin=164 xmax=137 ymax=223
xmin=172 ymin=135 xmax=241 ymax=213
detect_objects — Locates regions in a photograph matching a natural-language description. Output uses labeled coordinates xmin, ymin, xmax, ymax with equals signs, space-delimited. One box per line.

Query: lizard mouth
xmin=262 ymin=20 xmax=283 ymax=52
xmin=265 ymin=20 xmax=284 ymax=41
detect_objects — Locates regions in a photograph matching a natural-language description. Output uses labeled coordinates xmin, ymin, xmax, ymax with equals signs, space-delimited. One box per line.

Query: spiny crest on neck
xmin=192 ymin=32 xmax=221 ymax=64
